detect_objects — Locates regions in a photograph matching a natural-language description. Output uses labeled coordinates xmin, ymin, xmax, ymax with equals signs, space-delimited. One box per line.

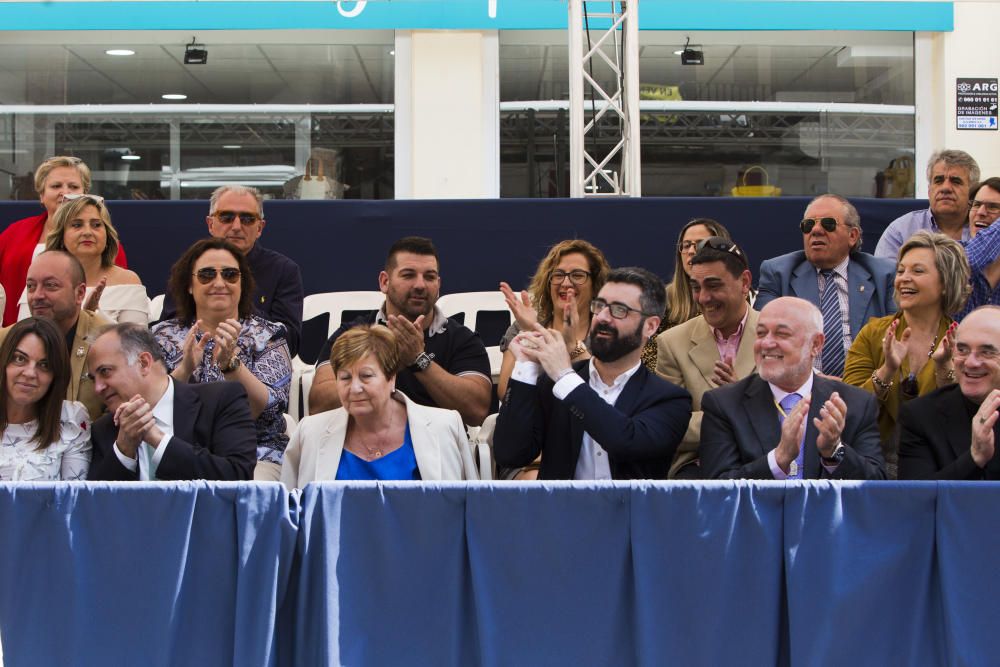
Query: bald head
xmin=954 ymin=306 xmax=1000 ymax=403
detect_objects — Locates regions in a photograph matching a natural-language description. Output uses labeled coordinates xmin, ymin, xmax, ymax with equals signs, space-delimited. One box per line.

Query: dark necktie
xmin=820 ymin=270 xmax=846 ymax=377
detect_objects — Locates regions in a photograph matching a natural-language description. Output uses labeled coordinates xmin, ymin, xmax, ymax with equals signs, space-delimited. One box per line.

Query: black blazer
xmin=88 ymin=379 xmax=258 ymax=481
xmin=898 ymin=384 xmax=1000 ymax=480
xmin=700 ymin=373 xmax=886 ymax=480
xmin=493 ymin=360 xmax=692 ymax=480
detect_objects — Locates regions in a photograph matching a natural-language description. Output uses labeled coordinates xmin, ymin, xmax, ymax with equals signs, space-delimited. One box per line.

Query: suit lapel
xmin=568 ymin=363 xmax=590 ymax=464
xmin=171 ymin=380 xmax=199 ymax=445
xmin=320 ymin=410 xmax=349 ymax=480
xmin=406 ymin=399 xmax=443 ymax=480
xmin=804 ymin=375 xmax=832 ymax=478
xmin=790 ymin=262 xmax=819 ymax=304
xmin=940 ymin=387 xmax=972 ymax=462
xmin=743 ymin=376 xmax=781 ymax=459
xmin=687 ymin=319 xmax=720 ymax=387
xmin=733 ymin=308 xmax=759 ymax=377
xmin=846 ymin=258 xmax=877 ymax=337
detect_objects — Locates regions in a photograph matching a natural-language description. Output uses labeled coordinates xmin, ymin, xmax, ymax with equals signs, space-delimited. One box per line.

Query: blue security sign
xmin=0 ymin=1 xmax=954 ymax=32
xmin=956 ymin=78 xmax=999 ymax=131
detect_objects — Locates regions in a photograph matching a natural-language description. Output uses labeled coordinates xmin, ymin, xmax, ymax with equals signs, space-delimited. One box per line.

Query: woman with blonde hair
xmin=844 ymin=231 xmax=970 ymax=477
xmin=498 ymin=239 xmax=610 ymax=397
xmin=278 ymin=325 xmax=477 ymax=486
xmin=0 ymin=156 xmax=127 ymax=326
xmin=34 ymin=193 xmax=148 ymax=324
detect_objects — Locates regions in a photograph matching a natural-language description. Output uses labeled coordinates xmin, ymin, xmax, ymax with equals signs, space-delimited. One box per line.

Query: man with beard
xmin=493 ymin=267 xmax=692 ymax=480
xmin=700 ymin=297 xmax=885 ymax=480
xmin=756 ymin=194 xmax=895 ymax=378
xmin=898 ymin=306 xmax=1000 ymax=479
xmin=875 ymin=149 xmax=978 ymax=259
xmin=308 ymin=236 xmax=491 ymax=426
xmin=955 ymin=177 xmax=1000 ymax=320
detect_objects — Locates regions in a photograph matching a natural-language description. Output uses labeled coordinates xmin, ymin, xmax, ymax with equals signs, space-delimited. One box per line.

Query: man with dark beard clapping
xmin=494 ymin=267 xmax=692 ymax=480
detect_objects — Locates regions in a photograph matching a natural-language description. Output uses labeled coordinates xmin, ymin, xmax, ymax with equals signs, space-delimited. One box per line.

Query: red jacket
xmin=0 ymin=211 xmax=128 ymax=325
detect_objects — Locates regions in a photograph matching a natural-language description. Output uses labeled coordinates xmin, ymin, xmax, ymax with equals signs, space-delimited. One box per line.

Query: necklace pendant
xmin=789 ymin=461 xmax=799 ymax=478
xmin=372 ymin=450 xmax=383 ymax=459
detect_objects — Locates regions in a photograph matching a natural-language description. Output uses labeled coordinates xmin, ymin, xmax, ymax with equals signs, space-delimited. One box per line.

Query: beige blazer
xmin=0 ymin=308 xmax=111 ymax=422
xmin=278 ymin=391 xmax=477 ymax=488
xmin=655 ymin=308 xmax=759 ymax=477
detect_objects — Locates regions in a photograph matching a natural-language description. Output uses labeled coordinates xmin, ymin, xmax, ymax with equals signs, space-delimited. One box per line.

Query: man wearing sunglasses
xmin=494 ymin=267 xmax=692 ymax=480
xmin=655 ymin=238 xmax=759 ymax=479
xmin=875 ymin=149 xmax=978 ymax=260
xmin=0 ymin=250 xmax=112 ymax=420
xmin=756 ymin=194 xmax=895 ymax=377
xmin=955 ymin=177 xmax=1000 ymax=321
xmin=159 ymin=185 xmax=304 ymax=357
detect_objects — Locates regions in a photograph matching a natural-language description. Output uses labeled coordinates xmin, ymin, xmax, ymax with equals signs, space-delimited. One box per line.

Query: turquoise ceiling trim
xmin=0 ymin=1 xmax=953 ymax=32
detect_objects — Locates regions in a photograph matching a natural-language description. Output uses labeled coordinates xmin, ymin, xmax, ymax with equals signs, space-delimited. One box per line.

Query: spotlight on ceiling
xmin=162 ymin=93 xmax=188 ymax=100
xmin=105 ymin=49 xmax=135 ymax=56
xmin=184 ymin=38 xmax=208 ymax=65
xmin=679 ymin=37 xmax=704 ymax=66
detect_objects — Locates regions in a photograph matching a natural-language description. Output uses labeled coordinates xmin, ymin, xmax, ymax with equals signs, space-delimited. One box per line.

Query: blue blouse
xmin=336 ymin=422 xmax=421 ymax=481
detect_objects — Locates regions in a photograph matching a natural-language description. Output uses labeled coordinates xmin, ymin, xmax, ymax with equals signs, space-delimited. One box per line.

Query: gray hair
xmin=100 ymin=323 xmax=164 ymax=366
xmin=808 ymin=193 xmax=863 ymax=252
xmin=209 ymin=185 xmax=264 ymax=219
xmin=927 ymin=149 xmax=980 ymax=187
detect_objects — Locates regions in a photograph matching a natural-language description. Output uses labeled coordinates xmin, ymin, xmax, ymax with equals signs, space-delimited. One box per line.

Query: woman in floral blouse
xmin=152 ymin=238 xmax=291 ymax=478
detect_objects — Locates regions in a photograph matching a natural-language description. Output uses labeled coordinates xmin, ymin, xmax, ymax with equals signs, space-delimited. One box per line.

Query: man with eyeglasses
xmin=494 ymin=267 xmax=692 ymax=480
xmin=700 ymin=297 xmax=885 ymax=480
xmin=0 ymin=250 xmax=112 ymax=420
xmin=159 ymin=185 xmax=304 ymax=356
xmin=756 ymin=193 xmax=895 ymax=377
xmin=875 ymin=149 xmax=979 ymax=260
xmin=955 ymin=177 xmax=1000 ymax=321
xmin=655 ymin=238 xmax=759 ymax=478
xmin=899 ymin=306 xmax=1000 ymax=479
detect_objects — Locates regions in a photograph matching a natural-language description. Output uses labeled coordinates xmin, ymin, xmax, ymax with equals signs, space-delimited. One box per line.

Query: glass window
xmin=499 ymin=30 xmax=915 ymax=198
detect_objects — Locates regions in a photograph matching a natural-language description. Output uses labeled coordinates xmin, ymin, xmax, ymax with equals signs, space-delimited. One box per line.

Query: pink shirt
xmin=712 ymin=305 xmax=750 ymax=363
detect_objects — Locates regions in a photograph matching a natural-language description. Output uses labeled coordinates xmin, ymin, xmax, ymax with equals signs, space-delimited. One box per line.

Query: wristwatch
xmin=821 ymin=442 xmax=846 ymax=466
xmin=409 ymin=352 xmax=432 ymax=372
xmin=223 ymin=355 xmax=241 ymax=374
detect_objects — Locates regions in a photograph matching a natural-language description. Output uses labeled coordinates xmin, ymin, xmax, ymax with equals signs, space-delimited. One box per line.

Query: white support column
xmin=394 ymin=30 xmax=500 ymax=199
xmin=568 ymin=0 xmax=641 ymax=198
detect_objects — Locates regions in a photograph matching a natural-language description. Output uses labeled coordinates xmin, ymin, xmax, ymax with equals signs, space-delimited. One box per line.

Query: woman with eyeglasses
xmin=26 ymin=194 xmax=148 ymax=325
xmin=0 ymin=156 xmax=128 ymax=326
xmin=955 ymin=177 xmax=1000 ymax=321
xmin=640 ymin=219 xmax=736 ymax=371
xmin=498 ymin=239 xmax=611 ymax=399
xmin=0 ymin=317 xmax=91 ymax=481
xmin=843 ymin=231 xmax=970 ymax=477
xmin=152 ymin=238 xmax=292 ymax=478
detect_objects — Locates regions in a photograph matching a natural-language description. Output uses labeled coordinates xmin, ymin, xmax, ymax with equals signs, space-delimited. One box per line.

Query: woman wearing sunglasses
xmin=0 ymin=156 xmax=127 ymax=326
xmin=843 ymin=231 xmax=970 ymax=478
xmin=0 ymin=317 xmax=91 ymax=481
xmin=33 ymin=193 xmax=148 ymax=325
xmin=152 ymin=238 xmax=292 ymax=478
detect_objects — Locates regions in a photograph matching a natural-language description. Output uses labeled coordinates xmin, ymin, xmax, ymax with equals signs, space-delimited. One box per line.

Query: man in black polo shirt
xmin=308 ymin=236 xmax=492 ymax=426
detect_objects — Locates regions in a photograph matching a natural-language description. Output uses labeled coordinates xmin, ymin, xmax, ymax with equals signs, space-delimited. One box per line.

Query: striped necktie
xmin=819 ymin=269 xmax=846 ymax=377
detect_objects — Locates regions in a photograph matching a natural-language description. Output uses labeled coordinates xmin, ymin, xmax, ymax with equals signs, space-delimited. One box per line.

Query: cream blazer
xmin=278 ymin=391 xmax=477 ymax=488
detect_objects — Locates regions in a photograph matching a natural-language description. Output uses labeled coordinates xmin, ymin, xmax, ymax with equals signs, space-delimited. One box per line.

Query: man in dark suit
xmin=700 ymin=296 xmax=885 ymax=480
xmin=494 ymin=266 xmax=692 ymax=480
xmin=755 ymin=194 xmax=895 ymax=377
xmin=86 ymin=323 xmax=257 ymax=481
xmin=899 ymin=306 xmax=1000 ymax=479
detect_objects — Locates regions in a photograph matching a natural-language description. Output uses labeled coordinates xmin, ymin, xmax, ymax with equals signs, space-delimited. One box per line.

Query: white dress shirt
xmin=511 ymin=358 xmax=642 ymax=480
xmin=114 ymin=378 xmax=175 ymax=480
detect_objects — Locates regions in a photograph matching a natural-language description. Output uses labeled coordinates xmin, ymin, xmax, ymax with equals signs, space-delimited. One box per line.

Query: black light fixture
xmin=679 ymin=37 xmax=704 ymax=66
xmin=184 ymin=38 xmax=208 ymax=65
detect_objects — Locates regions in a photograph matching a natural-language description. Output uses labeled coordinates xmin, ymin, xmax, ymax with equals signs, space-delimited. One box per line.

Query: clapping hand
xmin=114 ymin=395 xmax=163 ymax=457
xmin=83 ymin=276 xmax=107 ymax=313
xmin=814 ymin=392 xmax=847 ymax=457
xmin=500 ymin=282 xmax=538 ymax=331
xmin=386 ymin=314 xmax=426 ymax=366
xmin=971 ymin=389 xmax=1000 ymax=468
xmin=774 ymin=396 xmax=810 ymax=473
xmin=212 ymin=318 xmax=242 ymax=370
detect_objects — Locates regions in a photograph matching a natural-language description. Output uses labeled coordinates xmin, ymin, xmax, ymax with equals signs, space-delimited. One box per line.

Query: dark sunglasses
xmin=212 ymin=211 xmax=260 ymax=226
xmin=695 ymin=236 xmax=748 ymax=266
xmin=194 ymin=267 xmax=241 ymax=284
xmin=800 ymin=217 xmax=839 ymax=234
xmin=900 ymin=372 xmax=919 ymax=400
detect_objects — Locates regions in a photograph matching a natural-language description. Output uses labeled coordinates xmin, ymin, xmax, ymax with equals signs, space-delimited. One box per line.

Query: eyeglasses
xmin=970 ymin=200 xmax=1000 ymax=215
xmin=550 ymin=270 xmax=591 ymax=286
xmin=62 ymin=193 xmax=105 ymax=205
xmin=800 ymin=217 xmax=839 ymax=234
xmin=590 ymin=298 xmax=653 ymax=319
xmin=212 ymin=211 xmax=260 ymax=226
xmin=694 ymin=236 xmax=748 ymax=266
xmin=193 ymin=267 xmax=241 ymax=284
xmin=678 ymin=240 xmax=701 ymax=253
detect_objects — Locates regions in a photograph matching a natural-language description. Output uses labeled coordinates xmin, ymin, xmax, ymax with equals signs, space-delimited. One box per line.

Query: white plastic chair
xmin=148 ymin=293 xmax=165 ymax=322
xmin=467 ymin=413 xmax=497 ymax=481
xmin=436 ymin=291 xmax=512 ymax=381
